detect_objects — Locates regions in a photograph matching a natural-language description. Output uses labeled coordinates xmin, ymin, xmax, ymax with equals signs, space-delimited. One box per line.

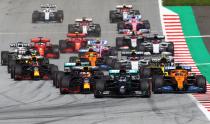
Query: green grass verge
xmin=163 ymin=0 xmax=210 ymax=6
xmin=166 ymin=6 xmax=210 ymax=82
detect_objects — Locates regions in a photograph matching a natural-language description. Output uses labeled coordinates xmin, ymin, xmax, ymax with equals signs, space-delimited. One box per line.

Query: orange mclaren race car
xmin=152 ymin=65 xmax=206 ymax=93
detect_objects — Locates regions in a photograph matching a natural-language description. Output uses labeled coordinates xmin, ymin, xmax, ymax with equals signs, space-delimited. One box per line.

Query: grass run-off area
xmin=163 ymin=0 xmax=210 ymax=6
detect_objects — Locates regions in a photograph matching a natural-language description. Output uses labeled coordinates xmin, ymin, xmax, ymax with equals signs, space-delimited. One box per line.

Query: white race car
xmin=32 ymin=4 xmax=64 ymax=23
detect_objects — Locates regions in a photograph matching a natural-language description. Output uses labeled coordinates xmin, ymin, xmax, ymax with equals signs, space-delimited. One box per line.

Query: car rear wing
xmin=121 ymin=51 xmax=145 ymax=56
xmin=31 ymin=37 xmax=50 ymax=43
xmin=10 ymin=43 xmax=30 ymax=47
xmin=164 ymin=66 xmax=191 ymax=71
xmin=87 ymin=40 xmax=108 ymax=45
xmin=40 ymin=4 xmax=56 ymax=9
xmin=67 ymin=33 xmax=86 ymax=38
xmin=116 ymin=5 xmax=132 ymax=9
xmin=70 ymin=66 xmax=99 ymax=71
xmin=75 ymin=18 xmax=93 ymax=22
xmin=144 ymin=34 xmax=165 ymax=40
xmin=109 ymin=69 xmax=139 ymax=75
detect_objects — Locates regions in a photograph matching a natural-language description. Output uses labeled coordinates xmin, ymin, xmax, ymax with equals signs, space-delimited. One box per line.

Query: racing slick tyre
xmin=94 ymin=71 xmax=104 ymax=79
xmin=8 ymin=60 xmax=15 ymax=73
xmin=117 ymin=22 xmax=124 ymax=33
xmin=143 ymin=20 xmax=150 ymax=29
xmin=32 ymin=11 xmax=39 ymax=23
xmin=109 ymin=10 xmax=116 ymax=23
xmin=14 ymin=65 xmax=22 ymax=81
xmin=56 ymin=71 xmax=64 ymax=88
xmin=41 ymin=58 xmax=49 ymax=65
xmin=68 ymin=24 xmax=76 ymax=33
xmin=94 ymin=24 xmax=101 ymax=37
xmin=69 ymin=56 xmax=78 ymax=62
xmin=116 ymin=37 xmax=124 ymax=49
xmin=196 ymin=75 xmax=206 ymax=93
xmin=167 ymin=43 xmax=174 ymax=55
xmin=52 ymin=45 xmax=60 ymax=58
xmin=141 ymin=68 xmax=151 ymax=78
xmin=138 ymin=45 xmax=145 ymax=52
xmin=59 ymin=40 xmax=67 ymax=53
xmin=94 ymin=79 xmax=105 ymax=98
xmin=60 ymin=76 xmax=70 ymax=94
xmin=114 ymin=62 xmax=122 ymax=69
xmin=133 ymin=10 xmax=140 ymax=15
xmin=49 ymin=64 xmax=58 ymax=79
xmin=56 ymin=10 xmax=64 ymax=23
xmin=140 ymin=79 xmax=151 ymax=98
xmin=153 ymin=76 xmax=163 ymax=94
xmin=1 ymin=51 xmax=9 ymax=65
xmin=11 ymin=65 xmax=16 ymax=79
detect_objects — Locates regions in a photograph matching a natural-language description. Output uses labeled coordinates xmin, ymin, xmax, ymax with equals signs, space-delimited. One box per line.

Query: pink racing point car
xmin=30 ymin=37 xmax=60 ymax=59
xmin=117 ymin=16 xmax=150 ymax=34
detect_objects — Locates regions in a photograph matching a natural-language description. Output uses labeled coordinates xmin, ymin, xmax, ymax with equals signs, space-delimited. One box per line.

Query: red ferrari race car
xmin=30 ymin=37 xmax=60 ymax=59
xmin=59 ymin=33 xmax=88 ymax=53
xmin=117 ymin=16 xmax=150 ymax=34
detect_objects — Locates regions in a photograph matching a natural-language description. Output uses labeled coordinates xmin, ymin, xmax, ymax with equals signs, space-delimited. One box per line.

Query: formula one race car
xmin=68 ymin=17 xmax=101 ymax=37
xmin=30 ymin=37 xmax=59 ymax=59
xmin=59 ymin=33 xmax=88 ymax=53
xmin=58 ymin=64 xmax=104 ymax=94
xmin=10 ymin=54 xmax=58 ymax=80
xmin=94 ymin=68 xmax=151 ymax=98
xmin=32 ymin=4 xmax=64 ymax=23
xmin=152 ymin=65 xmax=206 ymax=93
xmin=140 ymin=34 xmax=174 ymax=55
xmin=109 ymin=4 xmax=141 ymax=23
xmin=116 ymin=31 xmax=144 ymax=50
xmin=117 ymin=16 xmax=150 ymax=34
xmin=78 ymin=39 xmax=116 ymax=57
xmin=1 ymin=42 xmax=30 ymax=66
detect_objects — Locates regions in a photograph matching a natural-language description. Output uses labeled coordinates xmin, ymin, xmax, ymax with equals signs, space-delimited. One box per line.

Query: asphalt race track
xmin=0 ymin=0 xmax=209 ymax=124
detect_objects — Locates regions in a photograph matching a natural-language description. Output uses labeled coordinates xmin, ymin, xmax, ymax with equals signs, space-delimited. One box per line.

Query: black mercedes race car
xmin=94 ymin=69 xmax=151 ymax=98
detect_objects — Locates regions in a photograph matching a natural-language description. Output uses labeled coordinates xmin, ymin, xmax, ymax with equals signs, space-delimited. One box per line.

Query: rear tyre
xmin=116 ymin=37 xmax=124 ymax=49
xmin=196 ymin=75 xmax=206 ymax=93
xmin=56 ymin=71 xmax=64 ymax=88
xmin=117 ymin=22 xmax=124 ymax=33
xmin=167 ymin=43 xmax=174 ymax=55
xmin=59 ymin=40 xmax=67 ymax=53
xmin=95 ymin=24 xmax=101 ymax=37
xmin=60 ymin=76 xmax=70 ymax=94
xmin=143 ymin=20 xmax=150 ymax=29
xmin=140 ymin=79 xmax=151 ymax=98
xmin=153 ymin=76 xmax=163 ymax=94
xmin=14 ymin=65 xmax=22 ymax=81
xmin=109 ymin=10 xmax=116 ymax=23
xmin=52 ymin=45 xmax=60 ymax=58
xmin=94 ymin=79 xmax=105 ymax=98
xmin=1 ymin=51 xmax=9 ymax=65
xmin=56 ymin=10 xmax=64 ymax=23
xmin=68 ymin=24 xmax=76 ymax=33
xmin=32 ymin=11 xmax=39 ymax=23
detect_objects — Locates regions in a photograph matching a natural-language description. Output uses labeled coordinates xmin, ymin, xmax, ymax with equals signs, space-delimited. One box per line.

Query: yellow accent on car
xmin=34 ymin=70 xmax=40 ymax=77
xmin=83 ymin=82 xmax=90 ymax=89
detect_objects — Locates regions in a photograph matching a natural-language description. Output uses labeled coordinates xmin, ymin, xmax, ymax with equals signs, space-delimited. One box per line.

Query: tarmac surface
xmin=193 ymin=6 xmax=210 ymax=53
xmin=0 ymin=0 xmax=209 ymax=124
